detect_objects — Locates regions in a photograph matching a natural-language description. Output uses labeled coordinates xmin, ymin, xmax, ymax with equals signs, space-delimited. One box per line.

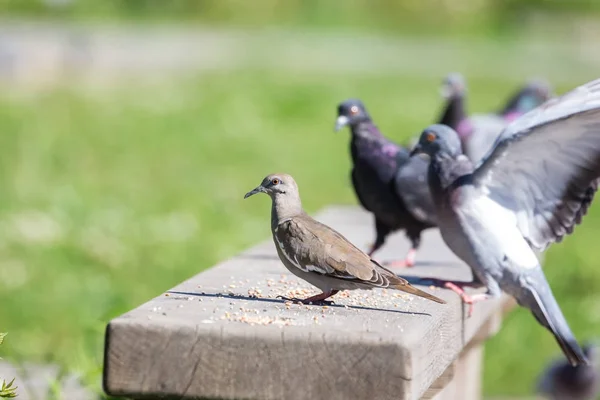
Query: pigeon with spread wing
xmin=411 ymin=77 xmax=600 ymax=366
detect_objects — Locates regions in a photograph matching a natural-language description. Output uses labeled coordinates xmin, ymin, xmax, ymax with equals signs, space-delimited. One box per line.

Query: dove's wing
xmin=274 ymin=215 xmax=446 ymax=303
xmin=472 ymin=78 xmax=600 ymax=252
xmin=274 ymin=215 xmax=387 ymax=283
xmin=293 ymin=215 xmax=446 ymax=303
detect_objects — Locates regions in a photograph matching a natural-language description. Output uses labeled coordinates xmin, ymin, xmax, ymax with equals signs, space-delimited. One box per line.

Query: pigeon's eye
xmin=425 ymin=132 xmax=437 ymax=142
xmin=271 ymin=178 xmax=280 ymax=185
xmin=350 ymin=106 xmax=359 ymax=115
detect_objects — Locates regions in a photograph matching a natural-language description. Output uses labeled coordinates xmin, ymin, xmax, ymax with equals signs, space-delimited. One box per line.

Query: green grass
xmin=0 ymin=68 xmax=598 ymax=397
xmin=2 ymin=0 xmax=600 ymax=40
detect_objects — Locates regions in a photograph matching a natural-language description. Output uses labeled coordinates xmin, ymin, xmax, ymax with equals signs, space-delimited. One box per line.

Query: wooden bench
xmin=103 ymin=205 xmax=514 ymax=400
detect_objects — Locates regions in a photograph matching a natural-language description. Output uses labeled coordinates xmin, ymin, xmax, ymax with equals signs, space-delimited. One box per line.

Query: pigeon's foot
xmin=385 ymin=248 xmax=417 ymax=268
xmin=443 ymin=282 xmax=489 ymax=317
xmin=277 ymin=290 xmax=338 ymax=306
xmin=366 ymin=244 xmax=378 ymax=257
xmin=459 ymin=293 xmax=490 ymax=318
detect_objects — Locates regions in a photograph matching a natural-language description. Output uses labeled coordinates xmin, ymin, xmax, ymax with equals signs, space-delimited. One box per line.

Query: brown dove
xmin=244 ymin=173 xmax=446 ymax=305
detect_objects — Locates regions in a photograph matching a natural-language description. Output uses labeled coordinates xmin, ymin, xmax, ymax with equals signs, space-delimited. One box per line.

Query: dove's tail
xmin=390 ymin=281 xmax=447 ymax=304
xmin=518 ymin=275 xmax=588 ymax=366
xmin=373 ymin=260 xmax=446 ymax=304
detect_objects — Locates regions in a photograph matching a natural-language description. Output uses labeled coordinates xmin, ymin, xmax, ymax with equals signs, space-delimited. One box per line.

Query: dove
xmin=537 ymin=342 xmax=599 ymax=400
xmin=244 ymin=173 xmax=446 ymax=305
xmin=410 ymin=77 xmax=600 ymax=366
xmin=335 ymin=99 xmax=437 ymax=268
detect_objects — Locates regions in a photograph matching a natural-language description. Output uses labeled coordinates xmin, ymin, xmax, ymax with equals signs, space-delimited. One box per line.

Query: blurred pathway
xmin=0 ymin=20 xmax=598 ymax=87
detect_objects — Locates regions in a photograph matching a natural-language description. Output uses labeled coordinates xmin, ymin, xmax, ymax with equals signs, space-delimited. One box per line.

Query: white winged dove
xmin=244 ymin=173 xmax=446 ymax=305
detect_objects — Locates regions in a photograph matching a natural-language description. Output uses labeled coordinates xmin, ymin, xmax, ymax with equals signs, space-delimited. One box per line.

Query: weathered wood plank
xmin=103 ymin=205 xmax=510 ymax=400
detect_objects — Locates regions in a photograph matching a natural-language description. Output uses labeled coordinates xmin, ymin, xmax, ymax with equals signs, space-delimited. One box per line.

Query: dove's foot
xmin=277 ymin=290 xmax=339 ymax=306
xmin=443 ymin=282 xmax=489 ymax=317
xmin=384 ymin=248 xmax=417 ymax=268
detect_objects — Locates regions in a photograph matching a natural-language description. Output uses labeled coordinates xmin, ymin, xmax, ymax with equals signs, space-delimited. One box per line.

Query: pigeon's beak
xmin=244 ymin=186 xmax=266 ymax=199
xmin=334 ymin=115 xmax=350 ymax=132
xmin=439 ymin=83 xmax=452 ymax=99
xmin=409 ymin=144 xmax=423 ymax=157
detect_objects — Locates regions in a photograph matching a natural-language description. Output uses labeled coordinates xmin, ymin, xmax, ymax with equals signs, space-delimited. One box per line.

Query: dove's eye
xmin=425 ymin=132 xmax=437 ymax=142
xmin=271 ymin=178 xmax=280 ymax=185
xmin=350 ymin=106 xmax=359 ymax=115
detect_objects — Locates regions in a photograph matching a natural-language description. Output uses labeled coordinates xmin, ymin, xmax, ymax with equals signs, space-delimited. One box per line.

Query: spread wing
xmin=473 ymin=78 xmax=600 ymax=251
xmin=464 ymin=114 xmax=507 ymax=164
xmin=394 ymin=155 xmax=438 ymax=225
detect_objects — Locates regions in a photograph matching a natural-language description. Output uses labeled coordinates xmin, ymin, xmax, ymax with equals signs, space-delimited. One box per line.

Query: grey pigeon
xmin=537 ymin=343 xmax=599 ymax=400
xmin=335 ymin=99 xmax=437 ymax=268
xmin=410 ymin=77 xmax=600 ymax=366
xmin=500 ymin=78 xmax=554 ymax=122
xmin=438 ymin=73 xmax=552 ymax=164
xmin=244 ymin=173 xmax=446 ymax=305
xmin=438 ymin=73 xmax=472 ymax=140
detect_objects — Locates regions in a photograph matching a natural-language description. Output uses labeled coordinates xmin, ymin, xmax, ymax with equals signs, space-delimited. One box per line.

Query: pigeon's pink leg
xmin=386 ymin=248 xmax=417 ymax=268
xmin=366 ymin=245 xmax=377 ymax=257
xmin=444 ymin=282 xmax=489 ymax=317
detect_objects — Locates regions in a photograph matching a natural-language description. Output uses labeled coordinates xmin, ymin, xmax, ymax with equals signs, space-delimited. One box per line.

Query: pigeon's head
xmin=440 ymin=73 xmax=466 ymax=99
xmin=516 ymin=79 xmax=553 ymax=112
xmin=335 ymin=99 xmax=371 ymax=131
xmin=244 ymin=173 xmax=300 ymax=200
xmin=410 ymin=124 xmax=463 ymax=158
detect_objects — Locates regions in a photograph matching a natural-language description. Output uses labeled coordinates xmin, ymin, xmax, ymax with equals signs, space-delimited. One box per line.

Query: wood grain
xmin=103 ymin=205 xmax=512 ymax=400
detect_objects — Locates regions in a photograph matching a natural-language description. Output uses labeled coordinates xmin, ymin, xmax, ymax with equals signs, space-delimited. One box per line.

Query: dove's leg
xmin=367 ymin=220 xmax=390 ymax=256
xmin=277 ymin=290 xmax=339 ymax=305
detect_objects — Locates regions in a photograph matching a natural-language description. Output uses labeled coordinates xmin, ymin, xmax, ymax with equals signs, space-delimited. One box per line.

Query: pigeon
xmin=437 ymin=73 xmax=473 ymax=140
xmin=537 ymin=343 xmax=599 ymax=400
xmin=500 ymin=78 xmax=554 ymax=122
xmin=244 ymin=173 xmax=446 ymax=305
xmin=335 ymin=99 xmax=437 ymax=268
xmin=438 ymin=73 xmax=552 ymax=164
xmin=410 ymin=77 xmax=600 ymax=366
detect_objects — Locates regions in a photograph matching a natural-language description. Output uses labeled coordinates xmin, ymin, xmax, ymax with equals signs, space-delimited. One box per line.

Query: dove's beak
xmin=410 ymin=144 xmax=423 ymax=157
xmin=334 ymin=115 xmax=350 ymax=132
xmin=244 ymin=185 xmax=266 ymax=199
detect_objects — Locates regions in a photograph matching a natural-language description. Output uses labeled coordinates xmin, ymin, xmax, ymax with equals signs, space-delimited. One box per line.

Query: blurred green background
xmin=0 ymin=1 xmax=599 ymax=399
xmin=2 ymin=0 xmax=600 ymax=35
